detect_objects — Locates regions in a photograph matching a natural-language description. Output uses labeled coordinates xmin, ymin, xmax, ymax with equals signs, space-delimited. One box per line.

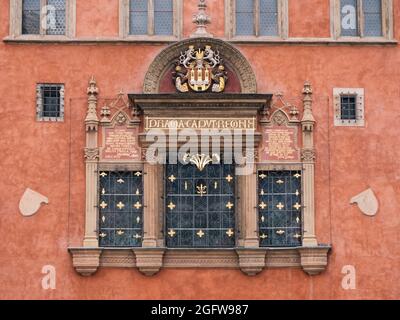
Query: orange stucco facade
xmin=0 ymin=0 xmax=399 ymax=299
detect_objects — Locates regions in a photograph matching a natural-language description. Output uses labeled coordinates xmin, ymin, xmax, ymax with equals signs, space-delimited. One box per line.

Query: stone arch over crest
xmin=143 ymin=38 xmax=257 ymax=94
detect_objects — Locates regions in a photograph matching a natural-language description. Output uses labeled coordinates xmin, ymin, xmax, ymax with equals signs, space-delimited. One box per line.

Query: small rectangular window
xmin=340 ymin=0 xmax=359 ymax=37
xmin=340 ymin=95 xmax=357 ymax=120
xmin=258 ymin=171 xmax=302 ymax=247
xmin=129 ymin=0 xmax=148 ymax=35
xmin=99 ymin=171 xmax=143 ymax=247
xmin=154 ymin=0 xmax=173 ymax=36
xmin=363 ymin=0 xmax=382 ymax=37
xmin=36 ymin=84 xmax=64 ymax=121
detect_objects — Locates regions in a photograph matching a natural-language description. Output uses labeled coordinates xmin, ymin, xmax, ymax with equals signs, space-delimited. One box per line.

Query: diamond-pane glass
xmin=154 ymin=0 xmax=173 ymax=35
xmin=258 ymin=171 xmax=302 ymax=247
xmin=22 ymin=0 xmax=40 ymax=34
xmin=99 ymin=171 xmax=143 ymax=247
xmin=340 ymin=0 xmax=359 ymax=36
xmin=236 ymin=0 xmax=254 ymax=35
xmin=363 ymin=0 xmax=382 ymax=37
xmin=46 ymin=0 xmax=66 ymax=35
xmin=129 ymin=0 xmax=148 ymax=35
xmin=166 ymin=161 xmax=235 ymax=248
xmin=259 ymin=0 xmax=278 ymax=36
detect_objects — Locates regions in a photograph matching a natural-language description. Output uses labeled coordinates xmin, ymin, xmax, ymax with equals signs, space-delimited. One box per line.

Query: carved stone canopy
xmin=143 ymin=38 xmax=257 ymax=94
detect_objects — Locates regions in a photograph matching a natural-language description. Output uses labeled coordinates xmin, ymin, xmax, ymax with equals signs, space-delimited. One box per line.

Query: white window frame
xmin=9 ymin=0 xmax=76 ymax=39
xmin=333 ymin=88 xmax=365 ymax=127
xmin=119 ymin=0 xmax=183 ymax=41
xmin=225 ymin=0 xmax=288 ymax=40
xmin=331 ymin=0 xmax=393 ymax=40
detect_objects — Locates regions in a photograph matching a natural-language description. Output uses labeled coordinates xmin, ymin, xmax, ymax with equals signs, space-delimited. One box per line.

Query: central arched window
xmin=165 ymin=158 xmax=236 ymax=248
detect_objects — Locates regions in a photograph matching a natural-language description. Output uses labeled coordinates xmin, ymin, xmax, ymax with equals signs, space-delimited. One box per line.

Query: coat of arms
xmin=173 ymin=45 xmax=228 ymax=93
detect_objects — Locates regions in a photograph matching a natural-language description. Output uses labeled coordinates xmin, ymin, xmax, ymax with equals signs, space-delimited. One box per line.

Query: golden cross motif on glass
xmin=276 ymin=230 xmax=285 ymax=235
xmin=276 ymin=202 xmax=284 ymax=210
xmin=168 ymin=175 xmax=177 ymax=183
xmin=168 ymin=202 xmax=176 ymax=210
xmin=226 ymin=229 xmax=234 ymax=237
xmin=260 ymin=233 xmax=268 ymax=239
xmin=276 ymin=179 xmax=284 ymax=184
xmin=117 ymin=178 xmax=124 ymax=184
xmin=197 ymin=230 xmax=205 ymax=238
xmin=116 ymin=201 xmax=125 ymax=210
xmin=117 ymin=229 xmax=124 ymax=236
xmin=225 ymin=175 xmax=233 ymax=183
xmin=196 ymin=184 xmax=207 ymax=196
xmin=168 ymin=229 xmax=176 ymax=237
xmin=134 ymin=172 xmax=142 ymax=177
xmin=293 ymin=233 xmax=301 ymax=239
xmin=100 ymin=172 xmax=107 ymax=177
xmin=259 ymin=201 xmax=267 ymax=209
xmin=133 ymin=234 xmax=142 ymax=239
xmin=294 ymin=173 xmax=301 ymax=179
xmin=226 ymin=202 xmax=234 ymax=210
xmin=259 ymin=173 xmax=267 ymax=179
xmin=99 ymin=232 xmax=107 ymax=238
xmin=99 ymin=201 xmax=108 ymax=209
xmin=134 ymin=201 xmax=142 ymax=210
xmin=293 ymin=202 xmax=301 ymax=210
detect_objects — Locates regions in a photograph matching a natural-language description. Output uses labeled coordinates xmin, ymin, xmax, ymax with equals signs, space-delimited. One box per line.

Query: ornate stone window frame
xmin=36 ymin=83 xmax=65 ymax=122
xmin=225 ymin=0 xmax=289 ymax=40
xmin=330 ymin=0 xmax=394 ymax=40
xmin=119 ymin=0 xmax=183 ymax=41
xmin=8 ymin=0 xmax=76 ymax=40
xmin=333 ymin=88 xmax=365 ymax=127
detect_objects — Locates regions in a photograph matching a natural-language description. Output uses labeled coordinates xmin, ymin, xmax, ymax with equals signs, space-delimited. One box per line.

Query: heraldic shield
xmin=173 ymin=45 xmax=228 ymax=93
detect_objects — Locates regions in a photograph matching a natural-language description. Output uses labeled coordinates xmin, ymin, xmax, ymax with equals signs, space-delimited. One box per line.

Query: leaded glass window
xmin=129 ymin=0 xmax=148 ymax=35
xmin=340 ymin=0 xmax=359 ymax=36
xmin=235 ymin=0 xmax=279 ymax=37
xmin=165 ymin=160 xmax=235 ymax=248
xmin=259 ymin=0 xmax=278 ymax=36
xmin=363 ymin=0 xmax=382 ymax=37
xmin=22 ymin=0 xmax=40 ymax=34
xmin=22 ymin=0 xmax=66 ymax=35
xmin=36 ymin=84 xmax=64 ymax=121
xmin=340 ymin=95 xmax=357 ymax=120
xmin=99 ymin=171 xmax=143 ymax=247
xmin=258 ymin=171 xmax=302 ymax=247
xmin=154 ymin=0 xmax=173 ymax=36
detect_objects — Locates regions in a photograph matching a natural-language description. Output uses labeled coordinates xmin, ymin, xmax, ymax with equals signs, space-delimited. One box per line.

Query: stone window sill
xmin=68 ymin=245 xmax=331 ymax=277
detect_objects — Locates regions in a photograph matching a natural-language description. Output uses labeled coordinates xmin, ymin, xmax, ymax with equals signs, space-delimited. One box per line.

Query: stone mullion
xmin=241 ymin=170 xmax=259 ymax=248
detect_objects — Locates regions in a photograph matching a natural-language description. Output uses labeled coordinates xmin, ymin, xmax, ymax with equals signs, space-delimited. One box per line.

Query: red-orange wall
xmin=0 ymin=0 xmax=399 ymax=299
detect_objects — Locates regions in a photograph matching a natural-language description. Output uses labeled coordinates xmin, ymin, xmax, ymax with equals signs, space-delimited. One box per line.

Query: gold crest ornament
xmin=173 ymin=45 xmax=228 ymax=93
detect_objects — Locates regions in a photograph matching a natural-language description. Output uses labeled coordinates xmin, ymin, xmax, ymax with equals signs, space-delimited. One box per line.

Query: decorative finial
xmin=190 ymin=0 xmax=213 ymax=38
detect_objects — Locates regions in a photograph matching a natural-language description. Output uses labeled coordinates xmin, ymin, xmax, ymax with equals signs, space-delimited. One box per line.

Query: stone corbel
xmin=69 ymin=248 xmax=103 ymax=277
xmin=236 ymin=249 xmax=266 ymax=276
xmin=133 ymin=248 xmax=166 ymax=276
xmin=298 ymin=246 xmax=330 ymax=276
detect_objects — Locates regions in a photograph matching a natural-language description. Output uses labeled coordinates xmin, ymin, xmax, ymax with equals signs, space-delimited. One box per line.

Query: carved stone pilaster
xmin=236 ymin=249 xmax=266 ymax=276
xmin=299 ymin=247 xmax=330 ymax=276
xmin=134 ymin=249 xmax=165 ymax=276
xmin=69 ymin=248 xmax=102 ymax=277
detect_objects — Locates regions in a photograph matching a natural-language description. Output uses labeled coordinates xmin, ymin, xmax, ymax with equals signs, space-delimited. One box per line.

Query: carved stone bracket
xmin=133 ymin=248 xmax=166 ymax=276
xmin=236 ymin=249 xmax=266 ymax=276
xmin=69 ymin=248 xmax=102 ymax=276
xmin=298 ymin=246 xmax=330 ymax=276
xmin=301 ymin=148 xmax=316 ymax=162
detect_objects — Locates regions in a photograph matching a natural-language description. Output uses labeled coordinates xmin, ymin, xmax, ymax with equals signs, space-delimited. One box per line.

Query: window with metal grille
xmin=340 ymin=95 xmax=357 ymax=120
xmin=165 ymin=160 xmax=236 ymax=248
xmin=258 ymin=171 xmax=302 ymax=247
xmin=98 ymin=171 xmax=143 ymax=247
xmin=36 ymin=84 xmax=64 ymax=121
xmin=363 ymin=0 xmax=382 ymax=37
xmin=22 ymin=0 xmax=66 ymax=35
xmin=129 ymin=0 xmax=174 ymax=36
xmin=235 ymin=0 xmax=279 ymax=37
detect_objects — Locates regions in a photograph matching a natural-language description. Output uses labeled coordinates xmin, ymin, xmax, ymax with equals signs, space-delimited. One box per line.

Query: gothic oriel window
xmin=36 ymin=84 xmax=64 ymax=121
xmin=337 ymin=0 xmax=391 ymax=38
xmin=165 ymin=160 xmax=236 ymax=248
xmin=22 ymin=0 xmax=66 ymax=35
xmin=98 ymin=171 xmax=143 ymax=247
xmin=126 ymin=0 xmax=177 ymax=37
xmin=258 ymin=171 xmax=302 ymax=247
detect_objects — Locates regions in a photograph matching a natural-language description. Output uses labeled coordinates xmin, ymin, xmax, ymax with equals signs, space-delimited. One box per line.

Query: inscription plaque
xmin=102 ymin=127 xmax=140 ymax=161
xmin=261 ymin=127 xmax=299 ymax=161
